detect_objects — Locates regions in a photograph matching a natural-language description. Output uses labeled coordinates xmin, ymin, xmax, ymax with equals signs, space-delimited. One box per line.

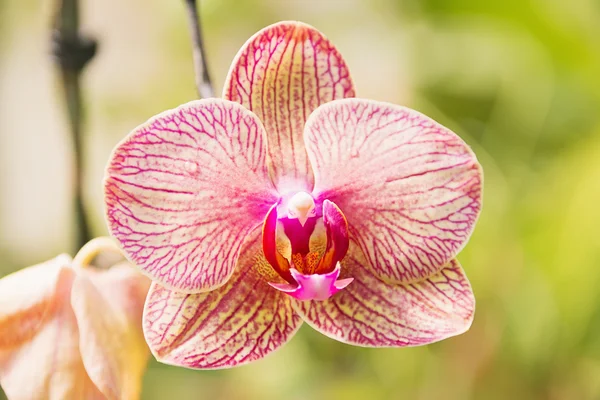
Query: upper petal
xmin=295 ymin=245 xmax=475 ymax=347
xmin=0 ymin=260 xmax=104 ymax=400
xmin=71 ymin=263 xmax=150 ymax=400
xmin=304 ymin=98 xmax=483 ymax=283
xmin=104 ymin=98 xmax=278 ymax=293
xmin=224 ymin=21 xmax=355 ymax=193
xmin=143 ymin=230 xmax=302 ymax=369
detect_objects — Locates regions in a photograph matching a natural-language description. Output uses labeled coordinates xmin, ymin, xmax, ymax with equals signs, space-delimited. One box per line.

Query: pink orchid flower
xmin=0 ymin=238 xmax=150 ymax=399
xmin=104 ymin=21 xmax=482 ymax=369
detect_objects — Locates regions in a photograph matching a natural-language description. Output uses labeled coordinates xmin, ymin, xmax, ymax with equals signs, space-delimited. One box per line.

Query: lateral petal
xmin=143 ymin=230 xmax=302 ymax=369
xmin=224 ymin=21 xmax=355 ymax=192
xmin=304 ymin=98 xmax=483 ymax=283
xmin=105 ymin=98 xmax=278 ymax=292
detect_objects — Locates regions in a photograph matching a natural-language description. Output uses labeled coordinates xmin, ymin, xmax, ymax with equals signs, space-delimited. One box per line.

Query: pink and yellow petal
xmin=143 ymin=231 xmax=302 ymax=369
xmin=71 ymin=263 xmax=150 ymax=400
xmin=105 ymin=99 xmax=278 ymax=293
xmin=304 ymin=98 xmax=482 ymax=283
xmin=0 ymin=264 xmax=104 ymax=400
xmin=224 ymin=21 xmax=355 ymax=192
xmin=295 ymin=245 xmax=474 ymax=347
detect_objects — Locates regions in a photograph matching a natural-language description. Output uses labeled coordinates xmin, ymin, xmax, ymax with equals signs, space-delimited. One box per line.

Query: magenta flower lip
xmin=104 ymin=20 xmax=483 ymax=369
xmin=269 ymin=265 xmax=354 ymax=301
xmin=262 ymin=197 xmax=350 ymax=289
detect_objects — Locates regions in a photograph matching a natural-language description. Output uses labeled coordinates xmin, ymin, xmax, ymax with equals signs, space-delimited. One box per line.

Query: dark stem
xmin=184 ymin=0 xmax=214 ymax=98
xmin=52 ymin=0 xmax=97 ymax=251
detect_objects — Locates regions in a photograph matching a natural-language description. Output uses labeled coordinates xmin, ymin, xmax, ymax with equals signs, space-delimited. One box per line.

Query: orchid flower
xmin=0 ymin=238 xmax=150 ymax=399
xmin=104 ymin=21 xmax=483 ymax=369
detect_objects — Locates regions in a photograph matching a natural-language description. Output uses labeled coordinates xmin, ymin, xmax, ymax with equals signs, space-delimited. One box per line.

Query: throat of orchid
xmin=262 ymin=192 xmax=353 ymax=301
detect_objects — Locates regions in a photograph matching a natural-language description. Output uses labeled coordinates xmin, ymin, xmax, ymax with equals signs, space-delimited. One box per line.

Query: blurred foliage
xmin=1 ymin=0 xmax=600 ymax=399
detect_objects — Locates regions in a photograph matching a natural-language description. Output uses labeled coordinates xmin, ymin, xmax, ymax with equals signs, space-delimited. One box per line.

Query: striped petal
xmin=143 ymin=230 xmax=302 ymax=369
xmin=0 ymin=260 xmax=104 ymax=400
xmin=105 ymin=99 xmax=278 ymax=293
xmin=224 ymin=21 xmax=355 ymax=193
xmin=71 ymin=263 xmax=150 ymax=400
xmin=304 ymin=99 xmax=482 ymax=283
xmin=295 ymin=245 xmax=475 ymax=347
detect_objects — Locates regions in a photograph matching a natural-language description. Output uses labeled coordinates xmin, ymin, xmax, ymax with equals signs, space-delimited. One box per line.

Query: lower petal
xmin=294 ymin=245 xmax=474 ymax=347
xmin=143 ymin=231 xmax=302 ymax=369
xmin=71 ymin=263 xmax=150 ymax=400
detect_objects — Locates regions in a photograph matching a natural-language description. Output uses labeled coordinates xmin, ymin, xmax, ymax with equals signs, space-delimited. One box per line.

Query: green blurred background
xmin=1 ymin=0 xmax=599 ymax=398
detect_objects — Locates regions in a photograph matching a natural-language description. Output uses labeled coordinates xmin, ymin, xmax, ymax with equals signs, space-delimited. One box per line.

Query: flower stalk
xmin=51 ymin=0 xmax=97 ymax=251
xmin=184 ymin=0 xmax=214 ymax=98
